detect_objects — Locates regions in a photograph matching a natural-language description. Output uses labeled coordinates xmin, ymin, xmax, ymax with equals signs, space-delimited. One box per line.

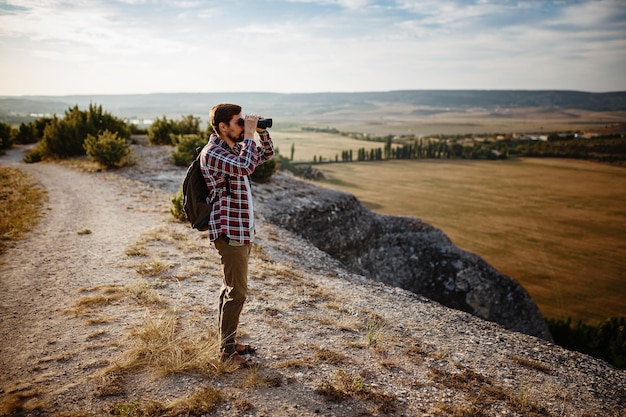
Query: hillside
xmin=2 ymin=143 xmax=623 ymax=416
xmin=1 ymin=90 xmax=625 ymax=122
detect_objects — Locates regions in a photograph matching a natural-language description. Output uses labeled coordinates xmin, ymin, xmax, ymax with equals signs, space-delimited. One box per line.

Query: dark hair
xmin=210 ymin=103 xmax=241 ymax=133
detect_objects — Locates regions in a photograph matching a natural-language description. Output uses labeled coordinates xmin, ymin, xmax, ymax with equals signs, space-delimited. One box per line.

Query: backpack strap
xmin=198 ymin=144 xmax=231 ymax=200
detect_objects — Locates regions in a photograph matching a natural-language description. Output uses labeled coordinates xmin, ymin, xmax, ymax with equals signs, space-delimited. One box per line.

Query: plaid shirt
xmin=200 ymin=132 xmax=274 ymax=244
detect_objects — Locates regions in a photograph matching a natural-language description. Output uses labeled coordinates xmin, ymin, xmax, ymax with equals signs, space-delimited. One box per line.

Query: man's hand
xmin=244 ymin=115 xmax=260 ymax=139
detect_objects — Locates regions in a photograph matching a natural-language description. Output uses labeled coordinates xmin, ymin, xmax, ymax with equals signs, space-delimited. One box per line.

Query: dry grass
xmin=0 ymin=387 xmax=46 ymax=416
xmin=124 ymin=280 xmax=163 ymax=305
xmin=510 ymin=355 xmax=553 ymax=374
xmin=70 ymin=292 xmax=125 ymax=314
xmin=125 ymin=242 xmax=148 ymax=257
xmin=318 ymin=158 xmax=626 ymax=322
xmin=313 ymin=347 xmax=349 ymax=366
xmin=365 ymin=315 xmax=386 ymax=348
xmin=428 ymin=365 xmax=551 ymax=417
xmin=315 ymin=369 xmax=398 ymax=414
xmin=107 ymin=386 xmax=224 ymax=417
xmin=0 ymin=166 xmax=48 ymax=255
xmin=95 ymin=365 xmax=127 ymax=397
xmin=135 ymin=259 xmax=171 ymax=276
xmin=92 ymin=308 xmax=233 ymax=413
xmin=123 ymin=310 xmax=224 ymax=377
xmin=68 ymin=281 xmax=163 ymax=315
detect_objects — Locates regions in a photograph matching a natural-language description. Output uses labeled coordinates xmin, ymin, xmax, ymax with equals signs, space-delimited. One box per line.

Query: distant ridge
xmin=1 ymin=90 xmax=625 ymax=120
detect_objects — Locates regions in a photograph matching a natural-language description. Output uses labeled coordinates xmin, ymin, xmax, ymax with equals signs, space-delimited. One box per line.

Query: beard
xmin=229 ymin=131 xmax=245 ymax=143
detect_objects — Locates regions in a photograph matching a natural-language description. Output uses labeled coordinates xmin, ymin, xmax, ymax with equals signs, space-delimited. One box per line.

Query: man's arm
xmin=206 ymin=140 xmax=259 ymax=176
xmin=257 ymin=131 xmax=274 ymax=164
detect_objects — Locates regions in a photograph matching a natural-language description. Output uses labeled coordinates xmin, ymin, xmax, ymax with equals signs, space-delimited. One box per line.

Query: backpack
xmin=182 ymin=145 xmax=231 ymax=231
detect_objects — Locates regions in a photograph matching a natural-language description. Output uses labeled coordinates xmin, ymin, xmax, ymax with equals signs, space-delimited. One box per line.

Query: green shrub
xmin=24 ymin=104 xmax=129 ymax=162
xmin=251 ymin=159 xmax=276 ymax=183
xmin=84 ymin=130 xmax=133 ymax=168
xmin=23 ymin=147 xmax=44 ymax=163
xmin=147 ymin=116 xmax=174 ymax=145
xmin=15 ymin=122 xmax=38 ymax=144
xmin=148 ymin=115 xmax=203 ymax=146
xmin=547 ymin=316 xmax=626 ymax=369
xmin=172 ymin=134 xmax=207 ymax=166
xmin=176 ymin=114 xmax=202 ymax=135
xmin=171 ymin=188 xmax=186 ymax=222
xmin=0 ymin=122 xmax=14 ymax=150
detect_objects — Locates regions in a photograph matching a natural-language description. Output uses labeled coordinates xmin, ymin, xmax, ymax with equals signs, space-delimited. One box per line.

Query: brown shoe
xmin=222 ymin=352 xmax=258 ymax=369
xmin=235 ymin=343 xmax=257 ymax=355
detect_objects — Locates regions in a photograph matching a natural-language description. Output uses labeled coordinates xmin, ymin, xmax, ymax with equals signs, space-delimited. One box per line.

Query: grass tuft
xmin=136 ymin=259 xmax=170 ymax=276
xmin=0 ymin=167 xmax=48 ymax=255
xmin=316 ymin=369 xmax=397 ymax=414
xmin=510 ymin=355 xmax=553 ymax=374
xmin=125 ymin=311 xmax=222 ymax=377
xmin=314 ymin=347 xmax=349 ymax=366
xmin=109 ymin=386 xmax=224 ymax=417
xmin=0 ymin=388 xmax=45 ymax=415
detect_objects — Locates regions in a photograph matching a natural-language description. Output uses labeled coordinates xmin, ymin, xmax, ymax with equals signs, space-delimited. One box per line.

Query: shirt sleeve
xmin=207 ymin=138 xmax=259 ymax=176
xmin=257 ymin=131 xmax=275 ymax=164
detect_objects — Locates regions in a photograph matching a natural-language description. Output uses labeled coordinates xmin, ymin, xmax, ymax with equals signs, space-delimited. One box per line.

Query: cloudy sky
xmin=0 ymin=0 xmax=624 ymax=96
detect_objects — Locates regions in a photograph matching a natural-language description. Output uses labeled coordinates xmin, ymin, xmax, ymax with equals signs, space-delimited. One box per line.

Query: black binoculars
xmin=237 ymin=117 xmax=272 ymax=129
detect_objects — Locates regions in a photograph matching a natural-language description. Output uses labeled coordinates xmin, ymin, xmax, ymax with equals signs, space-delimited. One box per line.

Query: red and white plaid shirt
xmin=200 ymin=132 xmax=274 ymax=244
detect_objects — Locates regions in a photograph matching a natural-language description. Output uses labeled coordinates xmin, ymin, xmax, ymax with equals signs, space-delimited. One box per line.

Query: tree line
xmin=301 ymin=126 xmax=626 ymax=165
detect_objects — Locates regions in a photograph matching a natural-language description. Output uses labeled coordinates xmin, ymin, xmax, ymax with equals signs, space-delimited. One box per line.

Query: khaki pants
xmin=214 ymin=236 xmax=251 ymax=356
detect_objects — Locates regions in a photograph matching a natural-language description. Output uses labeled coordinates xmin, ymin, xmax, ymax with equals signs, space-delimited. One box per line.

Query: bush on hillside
xmin=84 ymin=130 xmax=133 ymax=168
xmin=15 ymin=122 xmax=38 ymax=144
xmin=147 ymin=116 xmax=174 ymax=145
xmin=148 ymin=115 xmax=203 ymax=146
xmin=251 ymin=159 xmax=276 ymax=183
xmin=170 ymin=188 xmax=186 ymax=222
xmin=547 ymin=316 xmax=626 ymax=369
xmin=14 ymin=118 xmax=53 ymax=145
xmin=24 ymin=104 xmax=129 ymax=162
xmin=0 ymin=122 xmax=15 ymax=150
xmin=172 ymin=134 xmax=207 ymax=166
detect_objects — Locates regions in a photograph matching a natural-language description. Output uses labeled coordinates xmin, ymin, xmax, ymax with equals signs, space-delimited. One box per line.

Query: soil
xmin=0 ymin=142 xmax=624 ymax=417
xmin=0 ymin=144 xmax=170 ymax=413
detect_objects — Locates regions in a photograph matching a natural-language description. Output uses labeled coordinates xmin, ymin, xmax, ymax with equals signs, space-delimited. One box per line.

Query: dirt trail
xmin=0 ymin=146 xmax=166 ymax=409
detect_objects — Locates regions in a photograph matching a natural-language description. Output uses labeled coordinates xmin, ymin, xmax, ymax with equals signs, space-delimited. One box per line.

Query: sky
xmin=0 ymin=0 xmax=625 ymax=96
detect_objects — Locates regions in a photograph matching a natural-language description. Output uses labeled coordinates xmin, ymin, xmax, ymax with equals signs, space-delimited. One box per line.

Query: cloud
xmin=0 ymin=0 xmax=624 ymax=94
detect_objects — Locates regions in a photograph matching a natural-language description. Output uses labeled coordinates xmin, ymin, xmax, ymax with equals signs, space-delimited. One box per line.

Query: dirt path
xmin=0 ymin=146 xmax=167 ymax=411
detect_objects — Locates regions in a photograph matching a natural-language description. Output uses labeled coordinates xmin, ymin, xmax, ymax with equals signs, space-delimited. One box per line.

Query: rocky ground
xmin=0 ymin=142 xmax=624 ymax=416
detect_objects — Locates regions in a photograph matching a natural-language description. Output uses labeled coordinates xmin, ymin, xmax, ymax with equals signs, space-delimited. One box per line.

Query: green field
xmin=311 ymin=158 xmax=626 ymax=323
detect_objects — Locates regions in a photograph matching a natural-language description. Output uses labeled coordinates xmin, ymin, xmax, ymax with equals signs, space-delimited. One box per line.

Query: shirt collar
xmin=210 ymin=133 xmax=241 ymax=154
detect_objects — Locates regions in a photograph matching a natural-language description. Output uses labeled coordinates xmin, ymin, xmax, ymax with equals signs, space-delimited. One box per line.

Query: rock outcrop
xmin=256 ymin=172 xmax=553 ymax=341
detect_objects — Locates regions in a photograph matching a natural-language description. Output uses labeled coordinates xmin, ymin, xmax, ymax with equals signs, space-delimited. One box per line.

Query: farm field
xmin=270 ymin=125 xmax=381 ymax=163
xmin=314 ymin=157 xmax=626 ymax=323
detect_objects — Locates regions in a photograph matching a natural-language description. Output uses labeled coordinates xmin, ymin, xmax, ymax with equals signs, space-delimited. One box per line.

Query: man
xmin=200 ymin=103 xmax=274 ymax=367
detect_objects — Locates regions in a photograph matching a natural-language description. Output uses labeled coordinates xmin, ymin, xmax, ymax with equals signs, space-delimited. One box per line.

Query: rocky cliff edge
xmin=255 ymin=171 xmax=552 ymax=341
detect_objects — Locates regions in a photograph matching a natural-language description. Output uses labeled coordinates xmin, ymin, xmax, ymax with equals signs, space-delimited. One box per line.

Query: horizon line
xmin=2 ymin=88 xmax=626 ymax=98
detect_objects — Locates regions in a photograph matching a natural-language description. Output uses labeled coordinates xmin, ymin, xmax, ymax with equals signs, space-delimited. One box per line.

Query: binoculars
xmin=237 ymin=117 xmax=272 ymax=129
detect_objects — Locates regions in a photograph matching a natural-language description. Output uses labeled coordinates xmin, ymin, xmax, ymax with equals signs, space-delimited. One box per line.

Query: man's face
xmin=224 ymin=113 xmax=244 ymax=143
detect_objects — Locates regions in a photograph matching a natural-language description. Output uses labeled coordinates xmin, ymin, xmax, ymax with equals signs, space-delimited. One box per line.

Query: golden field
xmin=270 ymin=109 xmax=626 ymax=323
xmin=314 ymin=158 xmax=625 ymax=323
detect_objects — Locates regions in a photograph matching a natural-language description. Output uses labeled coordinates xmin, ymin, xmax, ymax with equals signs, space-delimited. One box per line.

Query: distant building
xmin=520 ymin=134 xmax=548 ymax=141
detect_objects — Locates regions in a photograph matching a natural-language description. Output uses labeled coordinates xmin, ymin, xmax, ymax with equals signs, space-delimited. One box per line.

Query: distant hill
xmin=1 ymin=90 xmax=625 ymax=122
